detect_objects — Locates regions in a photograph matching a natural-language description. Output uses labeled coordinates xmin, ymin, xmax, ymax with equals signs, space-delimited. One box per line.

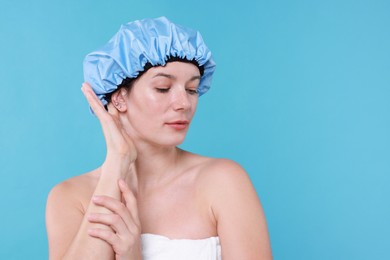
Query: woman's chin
xmin=132 ymin=135 xmax=186 ymax=149
xmin=161 ymin=138 xmax=186 ymax=147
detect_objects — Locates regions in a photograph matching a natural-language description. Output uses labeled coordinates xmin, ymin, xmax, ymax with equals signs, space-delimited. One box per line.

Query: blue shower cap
xmin=83 ymin=16 xmax=216 ymax=106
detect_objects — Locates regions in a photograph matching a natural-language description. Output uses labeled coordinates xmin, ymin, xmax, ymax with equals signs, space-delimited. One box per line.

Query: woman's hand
xmin=81 ymin=82 xmax=137 ymax=162
xmin=87 ymin=179 xmax=142 ymax=260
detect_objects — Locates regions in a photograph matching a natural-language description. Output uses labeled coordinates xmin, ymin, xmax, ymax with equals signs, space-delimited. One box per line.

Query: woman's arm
xmin=202 ymin=159 xmax=273 ymax=260
xmin=46 ymin=160 xmax=133 ymax=259
xmin=46 ymin=84 xmax=141 ymax=259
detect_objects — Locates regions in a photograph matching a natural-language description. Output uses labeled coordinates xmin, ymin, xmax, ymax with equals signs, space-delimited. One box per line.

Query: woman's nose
xmin=172 ymin=88 xmax=191 ymax=111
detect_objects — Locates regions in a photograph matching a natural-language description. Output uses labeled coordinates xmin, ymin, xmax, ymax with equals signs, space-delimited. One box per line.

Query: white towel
xmin=141 ymin=233 xmax=222 ymax=260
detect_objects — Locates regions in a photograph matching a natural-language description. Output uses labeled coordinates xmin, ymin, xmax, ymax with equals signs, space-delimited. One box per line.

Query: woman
xmin=46 ymin=17 xmax=272 ymax=259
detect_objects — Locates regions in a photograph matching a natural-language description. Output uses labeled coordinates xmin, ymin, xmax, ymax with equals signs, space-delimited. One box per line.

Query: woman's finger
xmin=88 ymin=213 xmax=129 ymax=235
xmin=88 ymin=228 xmax=119 ymax=246
xmin=92 ymin=195 xmax=139 ymax=233
xmin=119 ymin=179 xmax=140 ymax=227
xmin=107 ymin=102 xmax=119 ymax=117
xmin=81 ymin=83 xmax=108 ymax=119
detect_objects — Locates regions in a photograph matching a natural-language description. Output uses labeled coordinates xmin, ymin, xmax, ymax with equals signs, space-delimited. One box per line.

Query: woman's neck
xmin=133 ymin=143 xmax=183 ymax=193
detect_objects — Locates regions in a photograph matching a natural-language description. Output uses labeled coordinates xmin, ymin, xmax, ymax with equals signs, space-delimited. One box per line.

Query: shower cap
xmin=83 ymin=16 xmax=216 ymax=106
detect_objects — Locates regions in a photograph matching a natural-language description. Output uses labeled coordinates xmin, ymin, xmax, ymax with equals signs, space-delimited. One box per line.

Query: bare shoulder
xmin=47 ymin=170 xmax=98 ymax=214
xmin=182 ymin=152 xmax=255 ymax=202
xmin=48 ymin=170 xmax=99 ymax=194
xmin=182 ymin=152 xmax=251 ymax=193
xmin=46 ymin=170 xmax=99 ymax=228
xmin=200 ymin=157 xmax=245 ymax=172
xmin=196 ymin=158 xmax=253 ymax=196
xmin=190 ymin=156 xmax=258 ymax=216
xmin=46 ymin=170 xmax=100 ymax=259
xmin=195 ymin=157 xmax=273 ymax=259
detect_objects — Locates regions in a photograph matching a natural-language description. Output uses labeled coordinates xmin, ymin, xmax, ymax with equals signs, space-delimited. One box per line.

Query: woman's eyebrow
xmin=152 ymin=73 xmax=175 ymax=79
xmin=185 ymin=75 xmax=201 ymax=84
xmin=189 ymin=75 xmax=201 ymax=81
xmin=152 ymin=73 xmax=201 ymax=82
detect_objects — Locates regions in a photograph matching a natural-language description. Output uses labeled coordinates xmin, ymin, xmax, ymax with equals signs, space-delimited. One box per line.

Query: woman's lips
xmin=165 ymin=120 xmax=189 ymax=130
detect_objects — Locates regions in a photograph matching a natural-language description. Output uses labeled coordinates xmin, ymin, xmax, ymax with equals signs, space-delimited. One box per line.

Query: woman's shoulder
xmin=46 ymin=169 xmax=99 ymax=213
xmin=184 ymin=150 xmax=247 ymax=176
xmin=183 ymin=151 xmax=251 ymax=190
xmin=49 ymin=169 xmax=99 ymax=195
xmin=198 ymin=158 xmax=250 ymax=188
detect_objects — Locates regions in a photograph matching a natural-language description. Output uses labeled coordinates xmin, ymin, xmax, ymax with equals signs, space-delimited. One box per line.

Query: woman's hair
xmin=104 ymin=56 xmax=204 ymax=108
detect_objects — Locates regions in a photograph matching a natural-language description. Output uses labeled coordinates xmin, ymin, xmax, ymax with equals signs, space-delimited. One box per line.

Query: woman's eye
xmin=156 ymin=88 xmax=170 ymax=93
xmin=186 ymin=89 xmax=198 ymax=95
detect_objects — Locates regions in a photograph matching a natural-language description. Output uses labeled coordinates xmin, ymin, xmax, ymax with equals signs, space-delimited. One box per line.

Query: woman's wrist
xmin=100 ymin=155 xmax=133 ymax=179
xmin=106 ymin=151 xmax=135 ymax=163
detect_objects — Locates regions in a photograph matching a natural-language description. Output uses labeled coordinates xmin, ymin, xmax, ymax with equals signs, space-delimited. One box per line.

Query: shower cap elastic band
xmin=83 ymin=16 xmax=216 ymax=106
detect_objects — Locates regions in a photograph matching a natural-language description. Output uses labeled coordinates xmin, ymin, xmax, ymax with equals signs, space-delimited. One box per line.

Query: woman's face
xmin=123 ymin=61 xmax=201 ymax=147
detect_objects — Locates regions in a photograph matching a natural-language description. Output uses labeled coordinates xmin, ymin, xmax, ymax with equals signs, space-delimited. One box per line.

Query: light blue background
xmin=1 ymin=0 xmax=389 ymax=259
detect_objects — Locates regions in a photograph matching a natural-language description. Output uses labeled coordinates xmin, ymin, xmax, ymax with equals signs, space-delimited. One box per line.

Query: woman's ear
xmin=110 ymin=88 xmax=128 ymax=112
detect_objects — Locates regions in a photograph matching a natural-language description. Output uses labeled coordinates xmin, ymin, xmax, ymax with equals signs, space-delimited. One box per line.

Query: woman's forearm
xmin=62 ymin=157 xmax=133 ymax=259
